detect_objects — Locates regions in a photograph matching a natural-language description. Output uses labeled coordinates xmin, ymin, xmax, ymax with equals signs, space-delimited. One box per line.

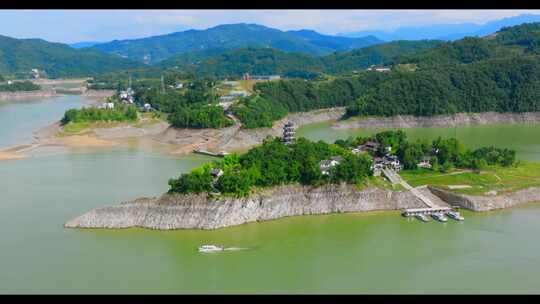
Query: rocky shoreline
xmin=427 ymin=186 xmax=540 ymax=212
xmin=332 ymin=111 xmax=540 ymax=129
xmin=64 ymin=183 xmax=540 ymax=231
xmin=0 ymin=89 xmax=58 ymax=101
xmin=64 ymin=184 xmax=427 ymax=230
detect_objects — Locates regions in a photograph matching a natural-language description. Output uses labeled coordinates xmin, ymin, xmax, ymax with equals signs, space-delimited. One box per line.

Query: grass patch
xmin=60 ymin=122 xmax=91 ymax=135
xmin=400 ymin=162 xmax=540 ymax=195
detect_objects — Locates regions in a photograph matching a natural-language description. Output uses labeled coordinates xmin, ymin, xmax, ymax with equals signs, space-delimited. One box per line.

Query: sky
xmin=1 ymin=10 xmax=540 ymax=44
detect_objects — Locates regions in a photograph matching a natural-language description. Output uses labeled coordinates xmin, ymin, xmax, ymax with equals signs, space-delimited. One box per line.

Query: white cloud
xmin=1 ymin=10 xmax=540 ymax=42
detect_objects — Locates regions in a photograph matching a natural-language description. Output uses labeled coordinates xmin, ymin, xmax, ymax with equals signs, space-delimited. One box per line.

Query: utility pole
xmin=161 ymin=74 xmax=165 ymax=94
xmin=128 ymin=75 xmax=132 ymax=89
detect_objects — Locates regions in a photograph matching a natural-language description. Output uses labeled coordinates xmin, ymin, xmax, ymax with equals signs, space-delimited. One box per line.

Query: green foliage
xmin=341 ymin=130 xmax=516 ymax=172
xmin=91 ymin=23 xmax=383 ymax=63
xmin=0 ymin=35 xmax=142 ymax=78
xmin=168 ymin=166 xmax=214 ymax=194
xmin=330 ymin=153 xmax=372 ymax=184
xmin=168 ymin=105 xmax=233 ymax=129
xmin=0 ymin=80 xmax=40 ymax=92
xmin=168 ymin=137 xmax=372 ymax=197
xmin=61 ymin=104 xmax=138 ymax=125
xmin=231 ymin=95 xmax=288 ymax=128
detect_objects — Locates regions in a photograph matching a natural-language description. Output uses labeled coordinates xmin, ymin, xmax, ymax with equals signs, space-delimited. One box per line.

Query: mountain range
xmin=88 ymin=23 xmax=383 ymax=64
xmin=340 ymin=14 xmax=540 ymax=41
xmin=0 ymin=35 xmax=142 ymax=78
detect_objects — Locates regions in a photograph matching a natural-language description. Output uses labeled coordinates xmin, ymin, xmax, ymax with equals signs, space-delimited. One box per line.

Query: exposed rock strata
xmin=65 ymin=184 xmax=426 ymax=230
xmin=332 ymin=112 xmax=540 ymax=129
xmin=428 ymin=186 xmax=540 ymax=211
xmin=0 ymin=90 xmax=57 ymax=101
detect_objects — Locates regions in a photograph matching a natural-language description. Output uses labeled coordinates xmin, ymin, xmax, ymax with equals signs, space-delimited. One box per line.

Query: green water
xmin=0 ymin=95 xmax=85 ymax=148
xmin=297 ymin=121 xmax=540 ymax=162
xmin=2 ymin=101 xmax=540 ymax=293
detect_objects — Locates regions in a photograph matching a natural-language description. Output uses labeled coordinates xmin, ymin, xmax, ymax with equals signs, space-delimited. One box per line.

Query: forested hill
xmin=89 ymin=23 xmax=383 ymax=63
xmin=232 ymin=22 xmax=540 ymax=128
xmin=395 ymin=22 xmax=540 ymax=67
xmin=0 ymin=35 xmax=143 ymax=78
xmin=159 ymin=40 xmax=443 ymax=78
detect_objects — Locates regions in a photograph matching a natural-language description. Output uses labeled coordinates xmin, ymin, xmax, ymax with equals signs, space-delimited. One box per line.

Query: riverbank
xmin=64 ymin=180 xmax=540 ymax=230
xmin=0 ymin=151 xmax=25 ymax=161
xmin=155 ymin=107 xmax=346 ymax=155
xmin=64 ymin=179 xmax=540 ymax=231
xmin=333 ymin=111 xmax=540 ymax=129
xmin=65 ymin=184 xmax=427 ymax=230
xmin=0 ymin=89 xmax=58 ymax=101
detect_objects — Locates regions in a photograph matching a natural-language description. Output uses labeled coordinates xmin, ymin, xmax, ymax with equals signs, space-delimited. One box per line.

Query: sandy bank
xmin=56 ymin=135 xmax=117 ymax=147
xmin=0 ymin=90 xmax=58 ymax=101
xmin=155 ymin=108 xmax=346 ymax=155
xmin=0 ymin=151 xmax=26 ymax=161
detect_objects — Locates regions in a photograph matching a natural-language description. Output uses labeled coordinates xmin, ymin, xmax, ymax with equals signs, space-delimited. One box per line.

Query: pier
xmin=382 ymin=168 xmax=461 ymax=219
xmin=193 ymin=149 xmax=229 ymax=157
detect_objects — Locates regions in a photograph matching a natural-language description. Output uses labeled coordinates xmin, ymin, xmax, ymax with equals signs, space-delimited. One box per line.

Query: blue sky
xmin=1 ymin=10 xmax=540 ymax=43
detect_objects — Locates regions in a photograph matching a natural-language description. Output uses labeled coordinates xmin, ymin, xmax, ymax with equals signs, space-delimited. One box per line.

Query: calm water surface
xmin=0 ymin=95 xmax=87 ymax=149
xmin=297 ymin=121 xmax=540 ymax=162
xmin=1 ymin=101 xmax=540 ymax=293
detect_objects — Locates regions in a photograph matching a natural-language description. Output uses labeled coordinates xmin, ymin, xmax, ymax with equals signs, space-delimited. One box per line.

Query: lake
xmin=1 ymin=99 xmax=540 ymax=294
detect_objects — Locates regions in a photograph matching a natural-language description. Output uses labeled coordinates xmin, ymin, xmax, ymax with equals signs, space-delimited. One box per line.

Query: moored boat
xmin=431 ymin=213 xmax=448 ymax=222
xmin=415 ymin=214 xmax=430 ymax=222
xmin=446 ymin=210 xmax=464 ymax=221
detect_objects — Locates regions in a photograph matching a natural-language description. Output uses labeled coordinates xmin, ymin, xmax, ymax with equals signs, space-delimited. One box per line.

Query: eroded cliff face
xmin=65 ymin=184 xmax=425 ymax=230
xmin=428 ymin=186 xmax=540 ymax=211
xmin=0 ymin=90 xmax=57 ymax=101
xmin=332 ymin=112 xmax=540 ymax=130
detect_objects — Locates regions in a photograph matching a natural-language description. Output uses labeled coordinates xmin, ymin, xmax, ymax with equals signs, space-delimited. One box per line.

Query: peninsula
xmin=66 ymin=130 xmax=540 ymax=230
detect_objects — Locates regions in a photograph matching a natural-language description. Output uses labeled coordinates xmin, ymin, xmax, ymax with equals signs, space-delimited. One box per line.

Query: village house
xmin=219 ymin=95 xmax=236 ymax=103
xmin=417 ymin=156 xmax=432 ymax=169
xmin=352 ymin=140 xmax=380 ymax=154
xmin=222 ymin=81 xmax=239 ymax=87
xmin=119 ymin=87 xmax=135 ymax=104
xmin=243 ymin=73 xmax=281 ymax=81
xmin=98 ymin=102 xmax=115 ymax=110
xmin=319 ymin=156 xmax=343 ymax=175
xmin=229 ymin=90 xmax=250 ymax=97
xmin=366 ymin=65 xmax=391 ymax=73
xmin=140 ymin=103 xmax=153 ymax=112
xmin=210 ymin=168 xmax=224 ymax=179
xmin=218 ymin=101 xmax=234 ymax=111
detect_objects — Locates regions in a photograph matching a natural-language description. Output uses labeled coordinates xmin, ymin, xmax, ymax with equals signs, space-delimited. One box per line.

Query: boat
xmin=198 ymin=245 xmax=224 ymax=253
xmin=446 ymin=210 xmax=464 ymax=221
xmin=415 ymin=214 xmax=430 ymax=222
xmin=431 ymin=213 xmax=448 ymax=222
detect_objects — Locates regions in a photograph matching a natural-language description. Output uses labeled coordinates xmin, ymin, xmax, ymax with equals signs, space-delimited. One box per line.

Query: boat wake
xmin=223 ymin=247 xmax=250 ymax=251
xmin=198 ymin=244 xmax=251 ymax=253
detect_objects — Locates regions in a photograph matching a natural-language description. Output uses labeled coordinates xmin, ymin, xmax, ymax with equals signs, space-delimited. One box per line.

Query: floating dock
xmin=193 ymin=149 xmax=229 ymax=157
xmin=402 ymin=207 xmax=454 ymax=217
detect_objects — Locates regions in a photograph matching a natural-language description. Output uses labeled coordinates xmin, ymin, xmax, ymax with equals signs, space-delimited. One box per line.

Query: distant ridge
xmin=340 ymin=14 xmax=540 ymax=41
xmin=90 ymin=23 xmax=383 ymax=63
xmin=0 ymin=35 xmax=142 ymax=78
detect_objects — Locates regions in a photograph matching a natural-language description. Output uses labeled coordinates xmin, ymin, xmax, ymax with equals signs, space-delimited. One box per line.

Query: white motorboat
xmin=415 ymin=214 xmax=430 ymax=222
xmin=446 ymin=211 xmax=464 ymax=221
xmin=198 ymin=245 xmax=224 ymax=253
xmin=431 ymin=213 xmax=448 ymax=222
